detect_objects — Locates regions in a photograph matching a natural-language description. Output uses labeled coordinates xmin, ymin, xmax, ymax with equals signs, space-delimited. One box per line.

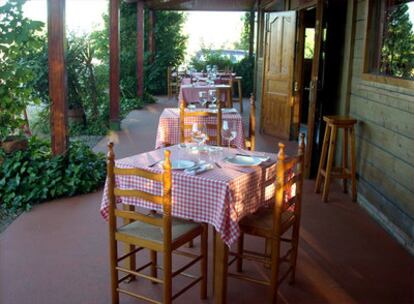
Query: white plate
xmin=223 ymin=155 xmax=263 ymax=167
xmin=162 ymin=160 xmax=196 ymax=170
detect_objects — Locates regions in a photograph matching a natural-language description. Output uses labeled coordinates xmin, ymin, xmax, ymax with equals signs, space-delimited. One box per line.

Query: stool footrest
xmin=320 ymin=168 xmax=352 ymax=179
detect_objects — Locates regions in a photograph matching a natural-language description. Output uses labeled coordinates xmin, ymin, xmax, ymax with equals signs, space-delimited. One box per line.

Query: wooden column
xmin=136 ymin=0 xmax=144 ymax=97
xmin=48 ymin=0 xmax=68 ymax=155
xmin=109 ymin=0 xmax=120 ymax=130
xmin=148 ymin=9 xmax=156 ymax=63
xmin=248 ymin=9 xmax=255 ymax=58
xmin=253 ymin=0 xmax=262 ymax=96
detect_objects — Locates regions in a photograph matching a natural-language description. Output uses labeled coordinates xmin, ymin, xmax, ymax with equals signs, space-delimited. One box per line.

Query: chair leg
xmin=109 ymin=236 xmax=119 ymax=304
xmin=163 ymin=250 xmax=172 ymax=304
xmin=264 ymin=238 xmax=272 ymax=269
xmin=322 ymin=126 xmax=338 ymax=202
xmin=350 ymin=127 xmax=357 ymax=202
xmin=270 ymin=238 xmax=281 ymax=304
xmin=289 ymin=221 xmax=301 ymax=285
xmin=315 ymin=124 xmax=330 ymax=193
xmin=150 ymin=250 xmax=157 ymax=284
xmin=342 ymin=128 xmax=349 ymax=193
xmin=236 ymin=232 xmax=244 ymax=272
xmin=200 ymin=224 xmax=208 ymax=299
xmin=238 ymin=80 xmax=243 ymax=113
xmin=212 ymin=228 xmax=216 ymax=293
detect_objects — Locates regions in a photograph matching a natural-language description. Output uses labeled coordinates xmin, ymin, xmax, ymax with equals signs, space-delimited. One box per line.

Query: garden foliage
xmin=190 ymin=49 xmax=255 ymax=97
xmin=0 ymin=138 xmax=106 ymax=212
xmin=0 ymin=0 xmax=44 ymax=141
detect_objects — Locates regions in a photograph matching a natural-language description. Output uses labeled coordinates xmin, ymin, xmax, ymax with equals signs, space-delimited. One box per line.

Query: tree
xmin=92 ymin=3 xmax=187 ymax=97
xmin=234 ymin=12 xmax=251 ymax=51
xmin=381 ymin=3 xmax=414 ymax=80
xmin=0 ymin=0 xmax=44 ymax=142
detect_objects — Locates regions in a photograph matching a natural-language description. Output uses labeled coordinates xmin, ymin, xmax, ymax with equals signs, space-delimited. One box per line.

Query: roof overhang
xmin=124 ymin=0 xmax=284 ymax=11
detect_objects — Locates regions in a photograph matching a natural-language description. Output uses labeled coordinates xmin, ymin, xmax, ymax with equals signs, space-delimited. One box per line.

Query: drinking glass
xmin=221 ymin=120 xmax=237 ymax=148
xmin=199 ymin=91 xmax=208 ymax=107
xmin=191 ymin=123 xmax=208 ymax=146
xmin=208 ymin=89 xmax=217 ymax=108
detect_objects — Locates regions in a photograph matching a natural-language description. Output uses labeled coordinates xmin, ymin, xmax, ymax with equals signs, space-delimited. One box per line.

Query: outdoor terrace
xmin=0 ymin=97 xmax=412 ymax=304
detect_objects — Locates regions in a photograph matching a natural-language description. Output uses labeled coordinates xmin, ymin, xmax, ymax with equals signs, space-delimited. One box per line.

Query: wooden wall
xmin=337 ymin=0 xmax=414 ymax=253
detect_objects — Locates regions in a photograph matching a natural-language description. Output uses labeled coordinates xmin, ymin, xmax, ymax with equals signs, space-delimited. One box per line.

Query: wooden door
xmin=304 ymin=1 xmax=324 ymax=177
xmin=261 ymin=11 xmax=296 ymax=139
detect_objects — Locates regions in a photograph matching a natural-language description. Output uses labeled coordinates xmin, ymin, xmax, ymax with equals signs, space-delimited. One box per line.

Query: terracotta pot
xmin=0 ymin=136 xmax=28 ymax=154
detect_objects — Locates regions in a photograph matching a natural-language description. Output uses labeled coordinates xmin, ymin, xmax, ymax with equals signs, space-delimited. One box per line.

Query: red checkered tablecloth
xmin=178 ymin=84 xmax=231 ymax=105
xmin=155 ymin=108 xmax=245 ymax=149
xmin=100 ymin=145 xmax=277 ymax=247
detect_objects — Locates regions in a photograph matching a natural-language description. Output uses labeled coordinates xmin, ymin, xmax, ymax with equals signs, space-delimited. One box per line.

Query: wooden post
xmin=248 ymin=9 xmax=255 ymax=58
xmin=109 ymin=0 xmax=120 ymax=130
xmin=148 ymin=9 xmax=156 ymax=63
xmin=48 ymin=0 xmax=68 ymax=155
xmin=137 ymin=0 xmax=144 ymax=97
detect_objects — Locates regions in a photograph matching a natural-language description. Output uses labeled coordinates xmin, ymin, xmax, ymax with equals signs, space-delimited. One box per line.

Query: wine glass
xmin=208 ymin=89 xmax=217 ymax=108
xmin=199 ymin=91 xmax=208 ymax=107
xmin=221 ymin=120 xmax=237 ymax=148
xmin=191 ymin=123 xmax=208 ymax=146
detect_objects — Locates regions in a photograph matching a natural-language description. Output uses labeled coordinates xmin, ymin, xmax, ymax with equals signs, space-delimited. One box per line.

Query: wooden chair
xmin=107 ymin=143 xmax=208 ymax=304
xmin=216 ymin=86 xmax=233 ymax=108
xmin=179 ymin=101 xmax=223 ymax=146
xmin=167 ymin=66 xmax=180 ymax=99
xmin=228 ymin=134 xmax=305 ymax=303
xmin=229 ymin=76 xmax=243 ymax=113
xmin=244 ymin=93 xmax=256 ymax=151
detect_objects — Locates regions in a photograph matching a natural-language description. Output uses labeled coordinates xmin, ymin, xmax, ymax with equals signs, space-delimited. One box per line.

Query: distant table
xmin=178 ymin=84 xmax=232 ymax=107
xmin=155 ymin=108 xmax=245 ymax=149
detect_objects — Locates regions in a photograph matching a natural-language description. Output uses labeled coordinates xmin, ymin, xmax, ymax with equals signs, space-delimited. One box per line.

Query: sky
xmin=7 ymin=0 xmax=244 ymax=60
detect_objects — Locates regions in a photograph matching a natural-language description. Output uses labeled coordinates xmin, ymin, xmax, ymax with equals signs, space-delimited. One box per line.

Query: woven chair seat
xmin=118 ymin=214 xmax=200 ymax=244
xmin=239 ymin=207 xmax=294 ymax=236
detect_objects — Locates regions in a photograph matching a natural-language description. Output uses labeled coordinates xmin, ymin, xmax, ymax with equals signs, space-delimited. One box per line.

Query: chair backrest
xmin=107 ymin=143 xmax=173 ymax=246
xmin=245 ymin=93 xmax=256 ymax=151
xmin=179 ymin=101 xmax=223 ymax=146
xmin=273 ymin=134 xmax=305 ymax=234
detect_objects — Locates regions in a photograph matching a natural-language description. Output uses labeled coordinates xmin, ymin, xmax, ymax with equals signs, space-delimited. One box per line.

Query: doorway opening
xmin=293 ymin=1 xmax=347 ymax=177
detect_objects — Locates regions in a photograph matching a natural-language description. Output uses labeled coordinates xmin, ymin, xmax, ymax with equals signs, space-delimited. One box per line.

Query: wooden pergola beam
xmin=148 ymin=9 xmax=156 ymax=63
xmin=48 ymin=0 xmax=68 ymax=155
xmin=137 ymin=0 xmax=145 ymax=97
xmin=248 ymin=9 xmax=255 ymax=57
xmin=109 ymin=0 xmax=121 ymax=130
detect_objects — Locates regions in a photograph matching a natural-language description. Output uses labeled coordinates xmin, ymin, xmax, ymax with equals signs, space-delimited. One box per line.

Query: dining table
xmin=154 ymin=107 xmax=246 ymax=149
xmin=100 ymin=144 xmax=278 ymax=304
xmin=178 ymin=83 xmax=233 ymax=107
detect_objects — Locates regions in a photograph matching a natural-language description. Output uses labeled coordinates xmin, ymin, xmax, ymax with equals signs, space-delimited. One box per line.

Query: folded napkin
xmin=222 ymin=108 xmax=238 ymax=114
xmin=184 ymin=163 xmax=214 ymax=175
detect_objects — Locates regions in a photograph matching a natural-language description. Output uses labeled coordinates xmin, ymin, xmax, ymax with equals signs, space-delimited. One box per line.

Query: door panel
xmin=262 ymin=11 xmax=296 ymax=139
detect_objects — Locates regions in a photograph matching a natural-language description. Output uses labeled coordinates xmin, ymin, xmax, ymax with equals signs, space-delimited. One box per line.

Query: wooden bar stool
xmin=315 ymin=115 xmax=357 ymax=202
xmin=234 ymin=76 xmax=243 ymax=113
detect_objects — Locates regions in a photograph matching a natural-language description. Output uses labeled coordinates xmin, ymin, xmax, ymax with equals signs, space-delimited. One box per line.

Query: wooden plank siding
xmin=339 ymin=0 xmax=414 ymax=252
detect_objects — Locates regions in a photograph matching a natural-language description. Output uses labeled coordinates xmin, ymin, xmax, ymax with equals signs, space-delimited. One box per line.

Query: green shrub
xmin=233 ymin=56 xmax=255 ymax=97
xmin=0 ymin=137 xmax=106 ymax=212
xmin=0 ymin=0 xmax=44 ymax=141
xmin=189 ymin=49 xmax=234 ymax=72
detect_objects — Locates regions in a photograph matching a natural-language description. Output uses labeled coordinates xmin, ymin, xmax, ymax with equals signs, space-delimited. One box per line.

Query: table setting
xmin=155 ymin=108 xmax=245 ymax=149
xmin=101 ymin=143 xmax=277 ymax=246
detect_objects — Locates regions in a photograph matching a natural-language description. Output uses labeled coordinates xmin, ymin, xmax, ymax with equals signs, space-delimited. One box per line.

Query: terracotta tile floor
xmin=0 ymin=97 xmax=413 ymax=304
